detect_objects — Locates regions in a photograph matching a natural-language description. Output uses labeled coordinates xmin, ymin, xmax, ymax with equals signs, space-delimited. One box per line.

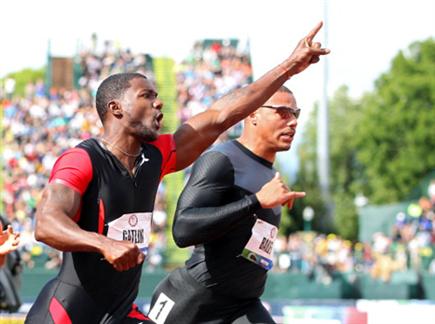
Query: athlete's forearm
xmin=35 ymin=210 xmax=106 ymax=253
xmin=208 ymin=58 xmax=297 ymax=130
xmin=174 ymin=24 xmax=329 ymax=170
xmin=173 ymin=194 xmax=260 ymax=248
xmin=173 ymin=59 xmax=299 ymax=171
xmin=198 ymin=27 xmax=328 ymax=131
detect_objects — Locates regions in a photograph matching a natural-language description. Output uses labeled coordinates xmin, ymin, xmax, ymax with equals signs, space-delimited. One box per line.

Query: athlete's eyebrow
xmin=138 ymin=88 xmax=156 ymax=94
xmin=138 ymin=89 xmax=158 ymax=97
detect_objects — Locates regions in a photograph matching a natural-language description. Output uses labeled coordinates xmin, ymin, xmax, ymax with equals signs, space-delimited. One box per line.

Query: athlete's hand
xmin=0 ymin=225 xmax=20 ymax=255
xmin=285 ymin=198 xmax=295 ymax=210
xmin=256 ymin=172 xmax=305 ymax=209
xmin=101 ymin=239 xmax=145 ymax=272
xmin=287 ymin=21 xmax=330 ymax=76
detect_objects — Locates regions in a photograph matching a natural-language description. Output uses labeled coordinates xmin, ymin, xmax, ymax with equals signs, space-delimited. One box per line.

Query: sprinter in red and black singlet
xmin=26 ymin=135 xmax=176 ymax=323
xmin=26 ymin=27 xmax=329 ymax=324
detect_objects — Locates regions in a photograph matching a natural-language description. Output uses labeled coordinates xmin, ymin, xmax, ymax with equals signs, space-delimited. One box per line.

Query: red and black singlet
xmin=26 ymin=135 xmax=176 ymax=324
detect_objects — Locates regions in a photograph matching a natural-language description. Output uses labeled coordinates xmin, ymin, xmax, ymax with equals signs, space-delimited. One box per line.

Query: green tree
xmin=294 ymin=87 xmax=363 ymax=238
xmin=293 ymin=102 xmax=330 ymax=234
xmin=333 ymin=192 xmax=359 ymax=240
xmin=328 ymin=86 xmax=365 ymax=196
xmin=328 ymin=86 xmax=366 ymax=239
xmin=355 ymin=38 xmax=435 ymax=203
xmin=287 ymin=38 xmax=435 ymax=239
xmin=2 ymin=67 xmax=45 ymax=97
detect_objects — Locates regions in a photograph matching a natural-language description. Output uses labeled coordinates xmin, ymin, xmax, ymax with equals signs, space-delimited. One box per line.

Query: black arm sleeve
xmin=173 ymin=151 xmax=261 ymax=248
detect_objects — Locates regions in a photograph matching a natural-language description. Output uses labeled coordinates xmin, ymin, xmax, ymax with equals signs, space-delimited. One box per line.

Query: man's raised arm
xmin=173 ymin=22 xmax=330 ymax=170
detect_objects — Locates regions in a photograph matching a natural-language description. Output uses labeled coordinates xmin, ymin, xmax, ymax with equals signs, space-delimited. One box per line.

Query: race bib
xmin=106 ymin=212 xmax=152 ymax=254
xmin=241 ymin=219 xmax=278 ymax=270
xmin=148 ymin=292 xmax=175 ymax=324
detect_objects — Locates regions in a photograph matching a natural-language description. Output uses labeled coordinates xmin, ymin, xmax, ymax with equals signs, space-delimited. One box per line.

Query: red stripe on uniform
xmin=127 ymin=303 xmax=149 ymax=320
xmin=72 ymin=203 xmax=82 ymax=223
xmin=49 ymin=297 xmax=72 ymax=324
xmin=98 ymin=199 xmax=105 ymax=234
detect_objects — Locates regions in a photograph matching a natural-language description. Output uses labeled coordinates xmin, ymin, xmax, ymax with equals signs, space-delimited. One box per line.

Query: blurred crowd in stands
xmin=176 ymin=40 xmax=252 ymax=125
xmin=272 ymin=182 xmax=435 ymax=283
xmin=0 ymin=38 xmax=252 ymax=272
xmin=1 ymin=38 xmax=435 ymax=285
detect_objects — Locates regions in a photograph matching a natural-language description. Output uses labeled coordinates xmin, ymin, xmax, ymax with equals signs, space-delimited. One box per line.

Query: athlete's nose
xmin=287 ymin=117 xmax=297 ymax=128
xmin=153 ymin=99 xmax=163 ymax=111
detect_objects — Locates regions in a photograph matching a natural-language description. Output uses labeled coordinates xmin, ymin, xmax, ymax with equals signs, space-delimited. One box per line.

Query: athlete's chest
xmin=230 ymin=157 xmax=281 ymax=226
xmin=92 ymin=151 xmax=163 ymax=218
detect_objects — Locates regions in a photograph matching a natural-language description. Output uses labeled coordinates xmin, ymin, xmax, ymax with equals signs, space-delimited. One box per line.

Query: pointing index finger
xmin=289 ymin=191 xmax=306 ymax=199
xmin=306 ymin=21 xmax=323 ymax=43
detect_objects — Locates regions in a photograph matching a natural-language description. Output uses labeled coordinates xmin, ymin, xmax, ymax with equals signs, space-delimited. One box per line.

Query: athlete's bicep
xmin=39 ymin=182 xmax=82 ymax=219
xmin=172 ymin=111 xmax=222 ymax=171
xmin=35 ymin=183 xmax=82 ymax=242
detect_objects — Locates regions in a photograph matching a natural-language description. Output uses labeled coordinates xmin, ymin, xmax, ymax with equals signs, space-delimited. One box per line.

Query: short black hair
xmin=95 ymin=73 xmax=147 ymax=123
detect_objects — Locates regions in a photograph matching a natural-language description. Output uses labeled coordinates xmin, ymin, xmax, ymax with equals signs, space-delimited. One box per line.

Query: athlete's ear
xmin=248 ymin=111 xmax=258 ymax=126
xmin=108 ymin=100 xmax=123 ymax=119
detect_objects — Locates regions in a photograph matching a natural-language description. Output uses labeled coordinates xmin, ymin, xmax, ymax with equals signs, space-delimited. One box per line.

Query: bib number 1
xmin=148 ymin=292 xmax=175 ymax=324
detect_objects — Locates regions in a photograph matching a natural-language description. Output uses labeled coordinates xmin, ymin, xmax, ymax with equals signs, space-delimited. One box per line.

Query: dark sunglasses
xmin=260 ymin=105 xmax=301 ymax=119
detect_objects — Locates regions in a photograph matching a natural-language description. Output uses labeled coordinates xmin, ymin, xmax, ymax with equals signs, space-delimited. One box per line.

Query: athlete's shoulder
xmin=197 ymin=141 xmax=238 ymax=170
xmin=148 ymin=134 xmax=177 ymax=178
xmin=49 ymin=146 xmax=93 ymax=195
xmin=57 ymin=146 xmax=91 ymax=160
xmin=209 ymin=140 xmax=238 ymax=155
xmin=190 ymin=149 xmax=234 ymax=185
xmin=148 ymin=134 xmax=175 ymax=151
xmin=76 ymin=138 xmax=115 ymax=165
xmin=210 ymin=140 xmax=253 ymax=163
xmin=76 ymin=138 xmax=101 ymax=152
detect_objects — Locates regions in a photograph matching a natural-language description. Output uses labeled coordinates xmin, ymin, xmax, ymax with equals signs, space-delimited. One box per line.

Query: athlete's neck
xmin=236 ymin=136 xmax=276 ymax=164
xmin=101 ymin=130 xmax=142 ymax=174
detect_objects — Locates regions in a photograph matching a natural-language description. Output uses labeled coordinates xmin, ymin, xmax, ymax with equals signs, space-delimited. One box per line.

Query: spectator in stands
xmin=0 ymin=215 xmax=22 ymax=312
xmin=428 ymin=179 xmax=435 ymax=207
xmin=0 ymin=220 xmax=20 ymax=267
xmin=175 ymin=39 xmax=252 ymax=141
xmin=1 ymin=38 xmax=160 ymax=270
